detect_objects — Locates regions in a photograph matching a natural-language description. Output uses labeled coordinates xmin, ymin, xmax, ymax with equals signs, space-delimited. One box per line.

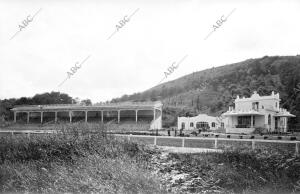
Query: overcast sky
xmin=0 ymin=0 xmax=299 ymax=103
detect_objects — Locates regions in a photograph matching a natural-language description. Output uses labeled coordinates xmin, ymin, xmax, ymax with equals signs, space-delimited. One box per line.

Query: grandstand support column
xmin=69 ymin=111 xmax=72 ymax=123
xmin=27 ymin=112 xmax=30 ymax=124
xmin=40 ymin=112 xmax=43 ymax=124
xmin=101 ymin=111 xmax=103 ymax=122
xmin=85 ymin=111 xmax=88 ymax=123
xmin=118 ymin=110 xmax=120 ymax=123
xmin=135 ymin=110 xmax=138 ymax=123
xmin=13 ymin=112 xmax=16 ymax=122
xmin=251 ymin=115 xmax=253 ymax=128
xmin=55 ymin=112 xmax=58 ymax=123
xmin=153 ymin=109 xmax=156 ymax=121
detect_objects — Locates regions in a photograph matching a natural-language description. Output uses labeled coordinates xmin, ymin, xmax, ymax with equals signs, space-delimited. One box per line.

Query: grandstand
xmin=10 ymin=101 xmax=163 ymax=130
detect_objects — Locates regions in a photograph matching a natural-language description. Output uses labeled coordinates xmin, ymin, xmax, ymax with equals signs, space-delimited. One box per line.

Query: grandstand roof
xmin=11 ymin=101 xmax=163 ymax=112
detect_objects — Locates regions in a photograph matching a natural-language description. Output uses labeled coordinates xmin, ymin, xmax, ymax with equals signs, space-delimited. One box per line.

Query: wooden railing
xmin=114 ymin=134 xmax=300 ymax=155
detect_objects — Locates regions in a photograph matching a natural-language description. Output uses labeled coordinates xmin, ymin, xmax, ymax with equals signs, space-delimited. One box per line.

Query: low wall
xmin=226 ymin=127 xmax=255 ymax=134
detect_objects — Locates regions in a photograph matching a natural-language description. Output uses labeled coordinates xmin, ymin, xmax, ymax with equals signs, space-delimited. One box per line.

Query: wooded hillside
xmin=112 ymin=55 xmax=300 ymax=128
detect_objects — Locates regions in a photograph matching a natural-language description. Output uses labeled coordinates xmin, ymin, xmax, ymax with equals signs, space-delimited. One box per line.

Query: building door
xmin=268 ymin=114 xmax=271 ymax=131
xmin=181 ymin=122 xmax=185 ymax=129
xmin=275 ymin=117 xmax=278 ymax=131
xmin=280 ymin=118 xmax=284 ymax=132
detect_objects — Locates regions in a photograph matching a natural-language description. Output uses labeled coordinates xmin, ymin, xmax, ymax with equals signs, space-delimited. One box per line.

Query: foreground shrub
xmin=0 ymin=123 xmax=166 ymax=193
xmin=0 ymin=155 xmax=164 ymax=193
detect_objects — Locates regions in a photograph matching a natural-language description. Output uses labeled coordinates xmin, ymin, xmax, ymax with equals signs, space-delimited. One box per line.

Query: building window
xmin=221 ymin=122 xmax=224 ymax=128
xmin=196 ymin=122 xmax=209 ymax=129
xmin=211 ymin=122 xmax=216 ymax=127
xmin=181 ymin=122 xmax=185 ymax=129
xmin=190 ymin=122 xmax=194 ymax=127
xmin=275 ymin=102 xmax=278 ymax=108
xmin=262 ymin=105 xmax=264 ymax=109
xmin=237 ymin=116 xmax=251 ymax=128
xmin=252 ymin=102 xmax=259 ymax=110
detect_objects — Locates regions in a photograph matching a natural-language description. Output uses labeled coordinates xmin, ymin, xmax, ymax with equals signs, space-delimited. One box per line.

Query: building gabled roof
xmin=178 ymin=114 xmax=216 ymax=119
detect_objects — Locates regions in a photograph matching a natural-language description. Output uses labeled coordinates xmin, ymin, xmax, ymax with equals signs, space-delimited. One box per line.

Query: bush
xmin=253 ymin=127 xmax=268 ymax=134
xmin=190 ymin=131 xmax=198 ymax=136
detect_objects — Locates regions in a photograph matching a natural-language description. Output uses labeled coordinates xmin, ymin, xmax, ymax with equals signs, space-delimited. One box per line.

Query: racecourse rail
xmin=0 ymin=130 xmax=299 ymax=155
xmin=115 ymin=134 xmax=300 ymax=155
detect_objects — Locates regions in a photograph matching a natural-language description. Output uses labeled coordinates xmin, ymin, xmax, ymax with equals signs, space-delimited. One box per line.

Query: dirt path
xmin=156 ymin=146 xmax=222 ymax=153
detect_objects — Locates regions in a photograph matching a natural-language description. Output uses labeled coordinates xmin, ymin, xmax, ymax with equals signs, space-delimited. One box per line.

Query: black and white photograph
xmin=0 ymin=0 xmax=300 ymax=193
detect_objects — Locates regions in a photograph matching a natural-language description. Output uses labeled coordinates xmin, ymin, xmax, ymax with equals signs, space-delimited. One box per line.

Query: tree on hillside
xmin=31 ymin=92 xmax=73 ymax=104
xmin=0 ymin=92 xmax=74 ymax=121
xmin=80 ymin=99 xmax=92 ymax=106
xmin=15 ymin=97 xmax=33 ymax=105
xmin=0 ymin=98 xmax=16 ymax=120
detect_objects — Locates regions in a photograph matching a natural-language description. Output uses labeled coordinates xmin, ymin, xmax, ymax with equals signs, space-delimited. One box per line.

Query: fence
xmin=114 ymin=134 xmax=300 ymax=155
xmin=0 ymin=130 xmax=57 ymax=138
xmin=1 ymin=130 xmax=299 ymax=155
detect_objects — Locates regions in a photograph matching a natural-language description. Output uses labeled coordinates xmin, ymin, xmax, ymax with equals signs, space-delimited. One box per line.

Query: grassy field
xmin=0 ymin=123 xmax=166 ymax=194
xmin=128 ymin=135 xmax=299 ymax=155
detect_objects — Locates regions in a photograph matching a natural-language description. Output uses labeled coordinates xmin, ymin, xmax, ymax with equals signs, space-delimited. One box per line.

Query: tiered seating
xmin=1 ymin=119 xmax=152 ymax=132
xmin=106 ymin=120 xmax=151 ymax=132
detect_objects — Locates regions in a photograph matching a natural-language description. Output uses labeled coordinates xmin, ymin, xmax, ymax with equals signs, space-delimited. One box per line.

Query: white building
xmin=223 ymin=91 xmax=295 ymax=134
xmin=178 ymin=114 xmax=225 ymax=130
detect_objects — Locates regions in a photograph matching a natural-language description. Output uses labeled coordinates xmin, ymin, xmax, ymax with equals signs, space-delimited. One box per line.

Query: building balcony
xmin=223 ymin=108 xmax=264 ymax=116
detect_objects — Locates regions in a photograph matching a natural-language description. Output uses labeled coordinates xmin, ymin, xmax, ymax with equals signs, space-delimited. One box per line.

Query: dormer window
xmin=252 ymin=102 xmax=259 ymax=110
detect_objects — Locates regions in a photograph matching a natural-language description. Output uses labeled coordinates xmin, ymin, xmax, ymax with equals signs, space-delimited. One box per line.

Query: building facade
xmin=178 ymin=114 xmax=225 ymax=130
xmin=11 ymin=101 xmax=163 ymax=130
xmin=223 ymin=91 xmax=295 ymax=134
